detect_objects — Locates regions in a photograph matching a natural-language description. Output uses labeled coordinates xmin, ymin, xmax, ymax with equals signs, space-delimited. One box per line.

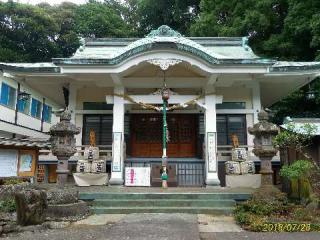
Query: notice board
xmin=125 ymin=167 xmax=151 ymax=187
xmin=18 ymin=150 xmax=37 ymax=177
xmin=0 ymin=149 xmax=18 ymax=177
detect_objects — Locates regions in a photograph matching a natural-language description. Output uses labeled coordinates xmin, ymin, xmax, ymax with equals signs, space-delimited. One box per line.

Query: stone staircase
xmin=79 ymin=192 xmax=251 ymax=215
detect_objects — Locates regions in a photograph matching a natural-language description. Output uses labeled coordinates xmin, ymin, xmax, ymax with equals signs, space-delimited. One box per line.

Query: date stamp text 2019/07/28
xmin=262 ymin=223 xmax=320 ymax=232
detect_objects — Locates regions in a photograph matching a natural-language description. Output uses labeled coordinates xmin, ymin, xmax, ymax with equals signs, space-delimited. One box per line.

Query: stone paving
xmin=99 ymin=213 xmax=200 ymax=240
xmin=3 ymin=214 xmax=199 ymax=240
xmin=2 ymin=213 xmax=320 ymax=240
xmin=198 ymin=214 xmax=242 ymax=233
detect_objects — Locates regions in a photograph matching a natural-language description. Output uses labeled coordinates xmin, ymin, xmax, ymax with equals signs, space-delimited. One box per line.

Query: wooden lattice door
xmin=130 ymin=114 xmax=196 ymax=157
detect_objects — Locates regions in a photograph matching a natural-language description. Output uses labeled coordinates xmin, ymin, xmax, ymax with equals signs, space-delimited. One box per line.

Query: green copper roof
xmin=269 ymin=61 xmax=320 ymax=72
xmin=52 ymin=25 xmax=274 ymax=66
xmin=1 ymin=26 xmax=320 ymax=73
xmin=0 ymin=62 xmax=60 ymax=73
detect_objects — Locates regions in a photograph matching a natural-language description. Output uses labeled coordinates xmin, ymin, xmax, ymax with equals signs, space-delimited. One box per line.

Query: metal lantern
xmin=50 ymin=109 xmax=80 ymax=187
xmin=248 ymin=110 xmax=279 ymax=185
xmin=17 ymin=91 xmax=31 ymax=101
xmin=161 ymin=86 xmax=170 ymax=101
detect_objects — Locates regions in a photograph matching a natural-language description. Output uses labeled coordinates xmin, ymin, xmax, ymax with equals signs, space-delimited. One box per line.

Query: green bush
xmin=280 ymin=160 xmax=314 ymax=179
xmin=2 ymin=178 xmax=24 ymax=185
xmin=235 ymin=198 xmax=288 ymax=217
xmin=281 ymin=160 xmax=314 ymax=201
xmin=234 ymin=205 xmax=267 ymax=231
xmin=234 ymin=187 xmax=290 ymax=231
xmin=0 ymin=199 xmax=16 ymax=212
xmin=292 ymin=207 xmax=313 ymax=222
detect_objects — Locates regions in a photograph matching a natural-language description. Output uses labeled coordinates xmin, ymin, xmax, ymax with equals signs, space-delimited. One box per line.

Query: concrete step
xmin=80 ymin=192 xmax=251 ymax=201
xmin=92 ymin=199 xmax=236 ymax=208
xmin=92 ymin=206 xmax=234 ymax=215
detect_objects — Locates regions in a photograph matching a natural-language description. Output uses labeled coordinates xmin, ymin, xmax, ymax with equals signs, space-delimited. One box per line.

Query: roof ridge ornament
xmin=147 ymin=25 xmax=182 ymax=38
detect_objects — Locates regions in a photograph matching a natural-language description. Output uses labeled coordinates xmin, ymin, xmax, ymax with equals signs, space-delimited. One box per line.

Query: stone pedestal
xmin=226 ymin=174 xmax=261 ymax=188
xmin=56 ymin=157 xmax=69 ymax=188
xmin=260 ymin=157 xmax=274 ymax=185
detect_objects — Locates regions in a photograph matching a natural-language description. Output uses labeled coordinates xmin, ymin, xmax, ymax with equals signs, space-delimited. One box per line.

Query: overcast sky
xmin=0 ymin=0 xmax=98 ymax=5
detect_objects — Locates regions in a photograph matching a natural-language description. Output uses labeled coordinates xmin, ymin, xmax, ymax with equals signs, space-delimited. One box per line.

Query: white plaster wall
xmin=0 ymin=106 xmax=15 ymax=123
xmin=17 ymin=112 xmax=41 ymax=131
xmin=0 ymin=75 xmax=61 ymax=137
xmin=76 ymin=86 xmax=113 ymax=108
xmin=216 ymin=86 xmax=252 ymax=108
xmin=43 ymin=122 xmax=51 ymax=133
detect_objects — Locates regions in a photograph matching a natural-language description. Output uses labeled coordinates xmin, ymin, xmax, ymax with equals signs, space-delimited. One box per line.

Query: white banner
xmin=0 ymin=149 xmax=18 ymax=177
xmin=125 ymin=167 xmax=151 ymax=187
xmin=207 ymin=132 xmax=217 ymax=172
xmin=112 ymin=132 xmax=122 ymax=172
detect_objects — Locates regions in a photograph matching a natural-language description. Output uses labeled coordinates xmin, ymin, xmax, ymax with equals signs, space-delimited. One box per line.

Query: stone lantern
xmin=50 ymin=109 xmax=80 ymax=187
xmin=248 ymin=110 xmax=279 ymax=185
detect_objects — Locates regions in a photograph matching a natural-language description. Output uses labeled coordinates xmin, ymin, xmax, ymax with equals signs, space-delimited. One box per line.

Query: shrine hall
xmin=1 ymin=25 xmax=320 ymax=187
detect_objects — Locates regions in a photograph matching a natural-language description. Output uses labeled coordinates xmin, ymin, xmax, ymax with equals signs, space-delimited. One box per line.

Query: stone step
xmin=93 ymin=199 xmax=236 ymax=208
xmin=92 ymin=206 xmax=234 ymax=215
xmin=80 ymin=192 xmax=251 ymax=201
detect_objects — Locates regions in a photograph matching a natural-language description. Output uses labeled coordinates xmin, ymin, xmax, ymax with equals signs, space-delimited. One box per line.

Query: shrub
xmin=3 ymin=178 xmax=24 ymax=185
xmin=280 ymin=160 xmax=314 ymax=201
xmin=280 ymin=160 xmax=313 ymax=179
xmin=0 ymin=199 xmax=16 ymax=212
xmin=234 ymin=187 xmax=290 ymax=231
xmin=234 ymin=205 xmax=267 ymax=231
xmin=292 ymin=207 xmax=313 ymax=222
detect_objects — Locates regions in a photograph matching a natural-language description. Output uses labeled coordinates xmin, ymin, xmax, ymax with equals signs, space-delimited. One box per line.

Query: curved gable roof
xmin=52 ymin=25 xmax=274 ymax=66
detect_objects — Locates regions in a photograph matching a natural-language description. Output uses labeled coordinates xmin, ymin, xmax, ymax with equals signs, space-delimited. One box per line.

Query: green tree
xmin=131 ymin=0 xmax=200 ymax=36
xmin=37 ymin=2 xmax=80 ymax=58
xmin=74 ymin=1 xmax=133 ymax=38
xmin=0 ymin=1 xmax=60 ymax=62
xmin=191 ymin=0 xmax=289 ymax=59
xmin=271 ymin=79 xmax=320 ymax=125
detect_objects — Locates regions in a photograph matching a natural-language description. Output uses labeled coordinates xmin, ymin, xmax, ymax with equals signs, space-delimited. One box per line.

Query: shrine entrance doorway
xmin=130 ymin=114 xmax=197 ymax=158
